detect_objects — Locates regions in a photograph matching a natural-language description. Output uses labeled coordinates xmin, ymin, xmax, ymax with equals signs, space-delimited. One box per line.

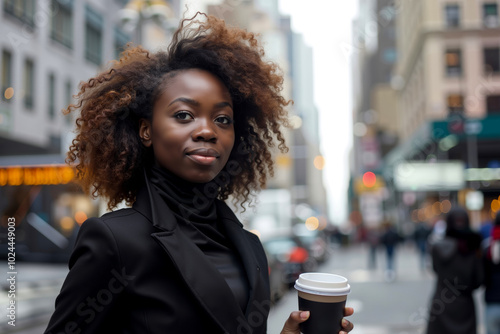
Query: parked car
xmin=261 ymin=232 xmax=317 ymax=291
xmin=292 ymin=224 xmax=331 ymax=263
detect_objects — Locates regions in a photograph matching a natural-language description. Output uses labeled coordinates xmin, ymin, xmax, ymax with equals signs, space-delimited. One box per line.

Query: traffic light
xmin=362 ymin=171 xmax=377 ymax=188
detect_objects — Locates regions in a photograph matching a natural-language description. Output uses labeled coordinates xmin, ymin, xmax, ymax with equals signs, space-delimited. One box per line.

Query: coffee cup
xmin=294 ymin=272 xmax=351 ymax=334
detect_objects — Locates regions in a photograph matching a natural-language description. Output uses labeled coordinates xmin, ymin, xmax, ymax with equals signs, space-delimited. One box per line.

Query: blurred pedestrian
xmin=483 ymin=211 xmax=500 ymax=334
xmin=413 ymin=220 xmax=431 ymax=270
xmin=426 ymin=207 xmax=483 ymax=334
xmin=43 ymin=13 xmax=354 ymax=334
xmin=366 ymin=227 xmax=380 ymax=270
xmin=380 ymin=222 xmax=401 ymax=281
xmin=481 ymin=217 xmax=494 ymax=241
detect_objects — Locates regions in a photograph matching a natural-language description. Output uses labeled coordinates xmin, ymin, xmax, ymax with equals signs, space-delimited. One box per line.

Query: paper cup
xmin=294 ymin=273 xmax=351 ymax=334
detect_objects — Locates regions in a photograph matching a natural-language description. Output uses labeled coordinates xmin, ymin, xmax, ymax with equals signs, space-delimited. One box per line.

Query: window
xmin=114 ymin=28 xmax=130 ymax=60
xmin=65 ymin=80 xmax=72 ymax=124
xmin=2 ymin=50 xmax=13 ymax=102
xmin=23 ymin=59 xmax=34 ymax=109
xmin=445 ymin=49 xmax=462 ymax=76
xmin=484 ymin=47 xmax=500 ymax=73
xmin=3 ymin=0 xmax=35 ymax=27
xmin=484 ymin=3 xmax=499 ymax=27
xmin=445 ymin=4 xmax=460 ymax=27
xmin=85 ymin=6 xmax=103 ymax=65
xmin=51 ymin=0 xmax=73 ymax=48
xmin=48 ymin=73 xmax=56 ymax=119
xmin=447 ymin=94 xmax=464 ymax=116
xmin=486 ymin=95 xmax=500 ymax=113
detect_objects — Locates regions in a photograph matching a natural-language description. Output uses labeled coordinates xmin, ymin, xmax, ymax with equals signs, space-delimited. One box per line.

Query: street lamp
xmin=119 ymin=0 xmax=176 ymax=45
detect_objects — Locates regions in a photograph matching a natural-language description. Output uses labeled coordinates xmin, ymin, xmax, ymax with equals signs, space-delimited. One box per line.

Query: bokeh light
xmin=60 ymin=216 xmax=74 ymax=231
xmin=305 ymin=217 xmax=319 ymax=231
xmin=4 ymin=87 xmax=14 ymax=100
xmin=440 ymin=200 xmax=452 ymax=213
xmin=74 ymin=211 xmax=87 ymax=225
xmin=432 ymin=201 xmax=441 ymax=215
xmin=313 ymin=155 xmax=325 ymax=170
xmin=362 ymin=172 xmax=376 ymax=187
xmin=417 ymin=208 xmax=426 ymax=222
xmin=290 ymin=115 xmax=303 ymax=129
xmin=492 ymin=199 xmax=500 ymax=212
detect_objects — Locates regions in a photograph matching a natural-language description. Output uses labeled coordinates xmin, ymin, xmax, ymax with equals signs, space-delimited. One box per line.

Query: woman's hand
xmin=280 ymin=307 xmax=354 ymax=334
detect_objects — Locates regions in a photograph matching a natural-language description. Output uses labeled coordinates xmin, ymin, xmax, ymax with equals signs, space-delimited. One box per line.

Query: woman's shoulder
xmin=81 ymin=207 xmax=154 ymax=237
xmin=100 ymin=207 xmax=142 ymax=223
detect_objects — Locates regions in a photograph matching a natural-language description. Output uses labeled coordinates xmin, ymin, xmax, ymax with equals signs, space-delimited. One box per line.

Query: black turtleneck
xmin=148 ymin=165 xmax=249 ymax=312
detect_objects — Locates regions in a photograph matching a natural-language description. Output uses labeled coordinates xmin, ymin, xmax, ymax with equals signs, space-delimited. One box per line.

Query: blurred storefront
xmin=0 ymin=156 xmax=99 ymax=262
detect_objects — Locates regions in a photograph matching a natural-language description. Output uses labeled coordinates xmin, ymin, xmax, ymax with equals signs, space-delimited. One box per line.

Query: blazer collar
xmin=132 ymin=170 xmax=177 ymax=232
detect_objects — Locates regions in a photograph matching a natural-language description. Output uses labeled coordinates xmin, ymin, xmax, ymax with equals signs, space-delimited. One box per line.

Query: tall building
xmin=386 ymin=0 xmax=500 ymax=227
xmin=349 ymin=0 xmax=398 ymax=228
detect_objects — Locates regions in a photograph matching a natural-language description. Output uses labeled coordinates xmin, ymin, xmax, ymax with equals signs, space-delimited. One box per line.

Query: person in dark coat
xmin=413 ymin=221 xmax=431 ymax=270
xmin=426 ymin=207 xmax=483 ymax=334
xmin=380 ymin=222 xmax=401 ymax=281
xmin=43 ymin=13 xmax=354 ymax=334
xmin=484 ymin=211 xmax=500 ymax=334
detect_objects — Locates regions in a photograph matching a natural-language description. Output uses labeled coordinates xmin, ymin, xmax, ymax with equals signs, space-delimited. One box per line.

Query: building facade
xmin=390 ymin=0 xmax=500 ymax=227
xmin=350 ymin=0 xmax=500 ymax=231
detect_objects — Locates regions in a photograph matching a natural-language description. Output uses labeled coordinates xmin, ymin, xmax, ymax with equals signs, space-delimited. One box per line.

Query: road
xmin=1 ymin=243 xmax=486 ymax=334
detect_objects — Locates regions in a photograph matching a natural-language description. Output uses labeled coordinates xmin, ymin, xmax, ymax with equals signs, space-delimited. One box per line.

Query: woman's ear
xmin=139 ymin=119 xmax=152 ymax=147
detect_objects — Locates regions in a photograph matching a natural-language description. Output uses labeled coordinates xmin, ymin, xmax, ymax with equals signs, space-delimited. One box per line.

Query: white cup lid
xmin=295 ymin=272 xmax=350 ymax=296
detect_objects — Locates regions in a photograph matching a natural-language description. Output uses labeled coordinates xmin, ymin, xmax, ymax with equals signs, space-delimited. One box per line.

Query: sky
xmin=277 ymin=1 xmax=359 ymax=223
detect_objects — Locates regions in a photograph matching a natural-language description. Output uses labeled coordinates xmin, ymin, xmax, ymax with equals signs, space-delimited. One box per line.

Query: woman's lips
xmin=187 ymin=154 xmax=217 ymax=165
xmin=185 ymin=148 xmax=220 ymax=165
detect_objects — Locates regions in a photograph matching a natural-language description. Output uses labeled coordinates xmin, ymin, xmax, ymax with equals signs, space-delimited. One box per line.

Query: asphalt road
xmin=1 ymin=243 xmax=486 ymax=334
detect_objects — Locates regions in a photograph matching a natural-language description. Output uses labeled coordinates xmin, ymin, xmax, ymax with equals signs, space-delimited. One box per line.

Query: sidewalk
xmin=1 ymin=262 xmax=67 ymax=333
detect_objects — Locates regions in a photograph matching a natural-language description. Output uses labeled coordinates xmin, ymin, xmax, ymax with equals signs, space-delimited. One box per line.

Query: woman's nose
xmin=192 ymin=119 xmax=217 ymax=142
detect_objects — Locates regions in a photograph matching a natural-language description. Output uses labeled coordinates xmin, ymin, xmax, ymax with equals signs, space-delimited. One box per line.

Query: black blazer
xmin=44 ymin=183 xmax=271 ymax=334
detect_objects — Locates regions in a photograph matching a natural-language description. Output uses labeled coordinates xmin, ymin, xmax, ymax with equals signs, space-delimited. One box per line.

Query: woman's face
xmin=141 ymin=69 xmax=235 ymax=183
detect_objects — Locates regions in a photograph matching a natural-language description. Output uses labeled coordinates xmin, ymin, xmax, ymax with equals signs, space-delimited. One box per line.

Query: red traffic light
xmin=362 ymin=172 xmax=377 ymax=187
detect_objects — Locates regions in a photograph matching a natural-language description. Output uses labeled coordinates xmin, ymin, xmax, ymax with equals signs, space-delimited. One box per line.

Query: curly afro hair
xmin=66 ymin=13 xmax=290 ymax=210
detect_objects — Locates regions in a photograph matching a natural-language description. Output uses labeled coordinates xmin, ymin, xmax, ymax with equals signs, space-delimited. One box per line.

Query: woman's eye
xmin=174 ymin=111 xmax=193 ymax=120
xmin=215 ymin=116 xmax=233 ymax=125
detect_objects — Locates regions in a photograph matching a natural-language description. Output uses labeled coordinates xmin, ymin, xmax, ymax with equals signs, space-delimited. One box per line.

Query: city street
xmin=2 ymin=243 xmax=486 ymax=334
xmin=267 ymin=243 xmax=486 ymax=334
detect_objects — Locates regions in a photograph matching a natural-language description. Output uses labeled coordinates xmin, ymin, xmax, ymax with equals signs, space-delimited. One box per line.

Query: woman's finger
xmin=340 ymin=317 xmax=354 ymax=333
xmin=344 ymin=307 xmax=354 ymax=317
xmin=280 ymin=311 xmax=310 ymax=334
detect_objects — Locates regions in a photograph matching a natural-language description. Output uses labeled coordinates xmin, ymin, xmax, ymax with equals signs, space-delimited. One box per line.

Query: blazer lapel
xmin=216 ymin=201 xmax=270 ymax=321
xmin=134 ymin=174 xmax=248 ymax=334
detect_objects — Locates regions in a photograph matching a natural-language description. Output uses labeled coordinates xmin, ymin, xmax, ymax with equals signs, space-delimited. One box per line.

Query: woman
xmin=426 ymin=207 xmax=483 ymax=334
xmin=484 ymin=211 xmax=500 ymax=334
xmin=44 ymin=14 xmax=354 ymax=334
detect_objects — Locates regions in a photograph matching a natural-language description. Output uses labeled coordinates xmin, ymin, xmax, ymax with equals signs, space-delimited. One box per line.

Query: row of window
xmin=2 ymin=49 xmax=72 ymax=122
xmin=3 ymin=0 xmax=130 ymax=65
xmin=445 ymin=47 xmax=500 ymax=76
xmin=445 ymin=2 xmax=499 ymax=28
xmin=447 ymin=94 xmax=500 ymax=115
